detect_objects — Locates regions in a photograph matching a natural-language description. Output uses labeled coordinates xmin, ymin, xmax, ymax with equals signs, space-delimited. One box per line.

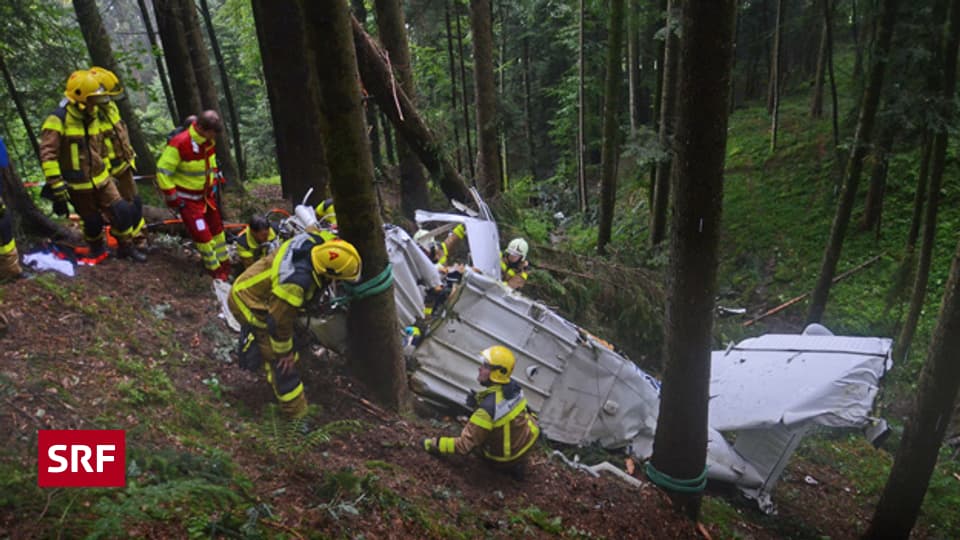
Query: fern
xmin=255 ymin=404 xmax=362 ymax=458
xmin=86 ymin=478 xmax=240 ymax=539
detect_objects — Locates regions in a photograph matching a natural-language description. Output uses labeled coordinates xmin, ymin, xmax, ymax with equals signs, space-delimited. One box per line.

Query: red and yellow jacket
xmin=156 ymin=124 xmax=218 ymax=205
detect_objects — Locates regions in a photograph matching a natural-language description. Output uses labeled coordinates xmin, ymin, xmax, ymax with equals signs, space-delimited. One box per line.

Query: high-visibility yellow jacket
xmin=230 ymin=231 xmax=332 ymax=357
xmin=97 ymin=102 xmax=135 ymax=174
xmin=39 ymin=102 xmax=112 ymax=190
xmin=236 ymin=225 xmax=278 ymax=268
xmin=438 ymin=380 xmax=540 ymax=462
xmin=156 ymin=124 xmax=217 ymax=202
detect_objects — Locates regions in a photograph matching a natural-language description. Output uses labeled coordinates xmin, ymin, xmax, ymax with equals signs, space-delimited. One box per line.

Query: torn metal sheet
xmin=234 ymin=205 xmax=893 ymax=512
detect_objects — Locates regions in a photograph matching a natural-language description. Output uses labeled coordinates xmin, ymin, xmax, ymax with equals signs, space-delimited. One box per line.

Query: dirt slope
xmin=0 ymin=185 xmax=880 ymax=539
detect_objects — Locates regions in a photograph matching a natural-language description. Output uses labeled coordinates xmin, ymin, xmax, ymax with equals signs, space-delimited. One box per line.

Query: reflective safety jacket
xmin=438 ymin=380 xmax=540 ymax=462
xmin=97 ymin=102 xmax=136 ymax=174
xmin=40 ymin=102 xmax=112 ymax=191
xmin=500 ymin=254 xmax=530 ymax=289
xmin=156 ymin=124 xmax=217 ymax=205
xmin=236 ymin=225 xmax=279 ymax=268
xmin=230 ymin=231 xmax=332 ymax=357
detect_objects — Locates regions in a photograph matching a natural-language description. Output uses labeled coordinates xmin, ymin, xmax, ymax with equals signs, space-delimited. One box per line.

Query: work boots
xmin=117 ymin=243 xmax=147 ymax=263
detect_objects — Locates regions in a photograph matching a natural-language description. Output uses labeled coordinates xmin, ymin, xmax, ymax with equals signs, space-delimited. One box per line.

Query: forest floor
xmin=0 ymin=183 xmax=922 ymax=539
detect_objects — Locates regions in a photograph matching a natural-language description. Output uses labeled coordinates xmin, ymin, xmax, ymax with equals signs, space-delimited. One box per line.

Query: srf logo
xmin=38 ymin=430 xmax=126 ymax=488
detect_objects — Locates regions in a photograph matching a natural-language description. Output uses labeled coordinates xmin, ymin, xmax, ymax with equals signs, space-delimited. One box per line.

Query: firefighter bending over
xmin=235 ymin=215 xmax=278 ymax=269
xmin=228 ymin=232 xmax=361 ymax=418
xmin=422 ymin=345 xmax=540 ymax=479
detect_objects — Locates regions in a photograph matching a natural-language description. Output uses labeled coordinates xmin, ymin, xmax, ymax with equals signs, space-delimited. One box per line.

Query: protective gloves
xmin=422 ymin=437 xmax=440 ymax=456
xmin=465 ymin=390 xmax=478 ymax=409
xmin=52 ymin=199 xmax=69 ymax=217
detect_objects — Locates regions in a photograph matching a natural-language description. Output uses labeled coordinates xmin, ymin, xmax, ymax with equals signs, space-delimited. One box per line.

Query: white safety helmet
xmin=505 ymin=238 xmax=529 ymax=260
xmin=413 ymin=229 xmax=435 ymax=249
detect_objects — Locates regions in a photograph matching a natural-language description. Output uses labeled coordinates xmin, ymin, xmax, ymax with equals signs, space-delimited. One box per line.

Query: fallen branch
xmin=743 ymin=254 xmax=883 ymax=327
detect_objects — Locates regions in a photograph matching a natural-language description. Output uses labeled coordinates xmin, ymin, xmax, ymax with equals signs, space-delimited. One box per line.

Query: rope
xmin=644 ymin=462 xmax=708 ymax=494
xmin=332 ymin=263 xmax=393 ymax=305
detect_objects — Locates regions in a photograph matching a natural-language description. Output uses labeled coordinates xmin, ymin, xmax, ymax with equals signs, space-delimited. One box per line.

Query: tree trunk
xmin=860 ymin=125 xmax=894 ymax=233
xmin=374 ymin=0 xmax=429 ymax=218
xmin=180 ymin=0 xmax=240 ymax=188
xmin=867 ymin=4 xmax=960 ymax=524
xmin=381 ymin=111 xmax=396 ymax=164
xmin=136 ymin=0 xmax=178 ymax=124
xmin=806 ymin=0 xmax=900 ymax=324
xmin=651 ymin=0 xmax=736 ymax=520
xmin=767 ymin=0 xmax=784 ymax=115
xmin=825 ymin=0 xmax=840 ymax=150
xmin=906 ymin=135 xmax=932 ymax=254
xmin=352 ymin=17 xmax=472 ymax=204
xmin=73 ymin=0 xmax=157 ymax=176
xmin=0 ymin=53 xmax=40 ymax=162
xmin=456 ymin=7 xmax=475 ymax=179
xmin=650 ymin=0 xmax=680 ymax=246
xmin=577 ymin=0 xmax=587 ymax=213
xmin=300 ymin=0 xmax=410 ymax=412
xmin=810 ymin=0 xmax=829 ymax=118
xmin=198 ymin=0 xmax=245 ymax=182
xmin=444 ymin=0 xmax=464 ymax=174
xmin=251 ymin=0 xmax=330 ymax=206
xmin=627 ymin=0 xmax=639 ymax=137
xmin=470 ymin=0 xmax=501 ymax=198
xmin=597 ymin=0 xmax=625 ymax=254
xmin=153 ymin=0 xmax=203 ymax=120
xmin=353 ymin=0 xmax=383 ymax=172
xmin=893 ymin=6 xmax=960 ymax=364
xmin=522 ymin=33 xmax=535 ymax=179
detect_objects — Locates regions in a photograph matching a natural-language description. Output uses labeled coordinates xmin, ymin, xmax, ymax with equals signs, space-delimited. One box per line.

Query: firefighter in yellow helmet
xmin=88 ymin=66 xmax=147 ymax=260
xmin=227 ymin=231 xmax=361 ymax=418
xmin=40 ymin=70 xmax=140 ymax=261
xmin=422 ymin=345 xmax=540 ymax=479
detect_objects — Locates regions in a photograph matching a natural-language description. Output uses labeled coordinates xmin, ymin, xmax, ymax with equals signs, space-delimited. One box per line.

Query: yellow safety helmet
xmin=88 ymin=66 xmax=123 ymax=96
xmin=315 ymin=198 xmax=337 ymax=226
xmin=64 ymin=69 xmax=108 ymax=108
xmin=481 ymin=345 xmax=516 ymax=384
xmin=311 ymin=239 xmax=361 ymax=281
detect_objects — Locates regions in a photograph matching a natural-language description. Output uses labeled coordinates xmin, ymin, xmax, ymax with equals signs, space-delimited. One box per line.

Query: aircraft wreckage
xmin=217 ymin=200 xmax=893 ymax=512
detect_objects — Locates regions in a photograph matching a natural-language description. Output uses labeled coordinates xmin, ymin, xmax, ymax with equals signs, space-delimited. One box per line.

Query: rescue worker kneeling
xmin=228 ymin=232 xmax=361 ymax=418
xmin=422 ymin=345 xmax=540 ymax=479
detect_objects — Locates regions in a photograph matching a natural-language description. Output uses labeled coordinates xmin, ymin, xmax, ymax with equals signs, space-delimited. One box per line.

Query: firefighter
xmin=88 ymin=67 xmax=147 ymax=260
xmin=227 ymin=233 xmax=362 ymax=418
xmin=413 ymin=223 xmax=465 ymax=268
xmin=315 ymin=198 xmax=337 ymax=230
xmin=0 ymin=136 xmax=23 ymax=281
xmin=422 ymin=345 xmax=540 ymax=479
xmin=501 ymin=238 xmax=530 ymax=290
xmin=157 ymin=110 xmax=231 ymax=280
xmin=235 ymin=215 xmax=278 ymax=269
xmin=40 ymin=69 xmax=139 ymax=261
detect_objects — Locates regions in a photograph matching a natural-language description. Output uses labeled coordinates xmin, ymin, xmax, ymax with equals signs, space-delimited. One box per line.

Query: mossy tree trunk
xmin=73 ymin=0 xmax=157 ymax=175
xmin=470 ymin=0 xmax=501 ymax=198
xmin=300 ymin=0 xmax=410 ymax=412
xmin=153 ymin=0 xmax=203 ymax=121
xmin=650 ymin=0 xmax=680 ymax=247
xmin=597 ymin=0 xmax=625 ymax=254
xmin=251 ymin=0 xmax=330 ymax=206
xmin=650 ymin=0 xmax=735 ymax=521
xmin=806 ymin=0 xmax=900 ymax=324
xmin=374 ymin=0 xmax=429 ymax=219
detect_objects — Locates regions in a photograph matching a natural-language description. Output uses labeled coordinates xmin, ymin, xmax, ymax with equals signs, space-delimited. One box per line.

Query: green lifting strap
xmin=644 ymin=461 xmax=708 ymax=494
xmin=332 ymin=263 xmax=394 ymax=304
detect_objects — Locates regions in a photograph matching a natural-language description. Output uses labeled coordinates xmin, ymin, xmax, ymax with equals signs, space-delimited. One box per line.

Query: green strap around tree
xmin=332 ymin=263 xmax=394 ymax=305
xmin=644 ymin=461 xmax=708 ymax=494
